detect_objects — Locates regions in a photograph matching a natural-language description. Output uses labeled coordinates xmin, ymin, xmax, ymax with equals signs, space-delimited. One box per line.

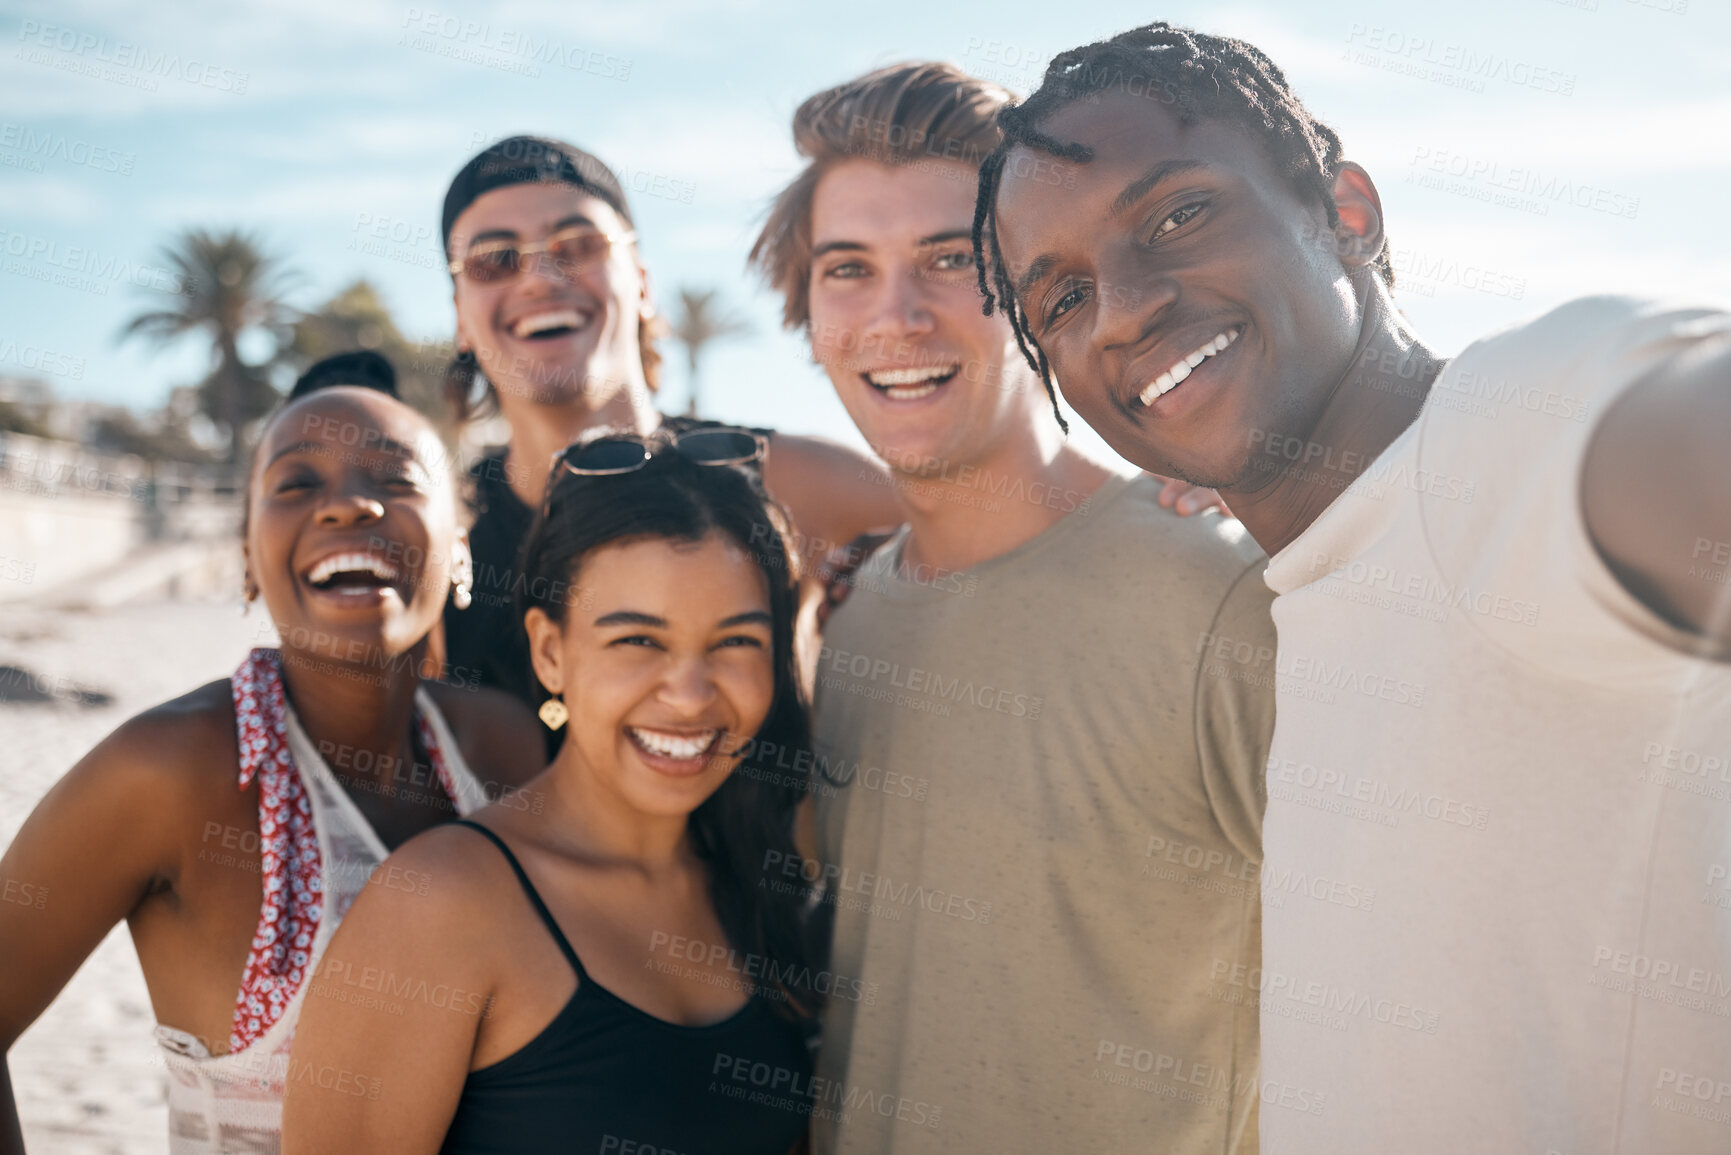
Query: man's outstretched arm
xmin=1583 ymin=333 xmax=1731 ymax=654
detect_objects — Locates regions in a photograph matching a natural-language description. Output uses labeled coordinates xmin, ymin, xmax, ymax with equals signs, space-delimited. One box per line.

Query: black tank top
xmin=440 ymin=821 xmax=815 ymax=1155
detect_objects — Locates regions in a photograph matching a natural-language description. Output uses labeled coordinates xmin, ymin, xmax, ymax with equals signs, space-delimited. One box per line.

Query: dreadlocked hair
xmin=971 ymin=22 xmax=1392 ymax=427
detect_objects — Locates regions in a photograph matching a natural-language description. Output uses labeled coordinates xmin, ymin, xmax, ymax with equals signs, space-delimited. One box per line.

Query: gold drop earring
xmin=537 ymin=697 xmax=569 ymax=730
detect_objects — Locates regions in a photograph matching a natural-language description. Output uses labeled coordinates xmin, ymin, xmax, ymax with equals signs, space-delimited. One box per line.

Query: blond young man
xmin=751 ymin=63 xmax=1277 ymax=1153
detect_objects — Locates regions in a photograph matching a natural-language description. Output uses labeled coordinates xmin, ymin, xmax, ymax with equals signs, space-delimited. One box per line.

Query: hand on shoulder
xmin=1147 ymin=472 xmax=1227 ymax=517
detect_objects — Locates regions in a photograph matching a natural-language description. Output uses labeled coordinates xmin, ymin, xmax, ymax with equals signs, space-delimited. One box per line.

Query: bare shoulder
xmin=767 ymin=431 xmax=865 ymax=461
xmin=767 ymin=432 xmax=886 ymax=485
xmin=340 ymin=820 xmax=517 ymax=943
xmin=762 ymin=433 xmax=900 ymax=551
xmin=3 ymin=678 xmax=244 ymax=921
xmin=423 ymin=681 xmax=546 ymax=788
xmin=72 ymin=677 xmax=239 ymax=803
xmin=383 ymin=819 xmax=505 ymax=879
xmin=284 ymin=819 xmax=509 ymax=1152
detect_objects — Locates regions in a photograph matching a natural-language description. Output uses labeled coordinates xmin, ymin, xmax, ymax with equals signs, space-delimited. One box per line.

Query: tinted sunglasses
xmin=543 ymin=427 xmax=768 ymax=513
xmin=448 ymin=225 xmax=636 ymax=284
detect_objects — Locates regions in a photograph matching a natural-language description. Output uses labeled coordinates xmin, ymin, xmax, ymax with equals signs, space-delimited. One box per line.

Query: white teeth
xmin=865 ymin=364 xmax=955 ymax=402
xmin=1137 ymin=327 xmax=1241 ymax=408
xmin=629 ymin=727 xmax=718 ymax=760
xmin=307 ymin=552 xmax=400 ymax=586
xmin=511 ymin=309 xmax=586 ymax=338
xmin=865 ymin=364 xmax=956 ymax=388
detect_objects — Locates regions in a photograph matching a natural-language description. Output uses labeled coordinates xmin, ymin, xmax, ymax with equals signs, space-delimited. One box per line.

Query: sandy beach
xmin=3 ymin=598 xmax=273 ymax=1154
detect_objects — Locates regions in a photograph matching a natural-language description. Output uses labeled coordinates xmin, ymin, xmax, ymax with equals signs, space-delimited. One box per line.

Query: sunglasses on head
xmin=543 ymin=427 xmax=767 ymax=512
xmin=448 ymin=225 xmax=636 ymax=285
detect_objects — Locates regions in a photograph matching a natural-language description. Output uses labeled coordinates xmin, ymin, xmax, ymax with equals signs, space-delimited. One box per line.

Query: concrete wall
xmin=0 ymin=432 xmax=240 ymax=606
xmin=0 ymin=489 xmax=144 ymax=602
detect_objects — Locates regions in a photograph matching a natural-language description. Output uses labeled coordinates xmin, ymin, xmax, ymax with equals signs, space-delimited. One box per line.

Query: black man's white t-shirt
xmin=1259 ymin=296 xmax=1731 ymax=1155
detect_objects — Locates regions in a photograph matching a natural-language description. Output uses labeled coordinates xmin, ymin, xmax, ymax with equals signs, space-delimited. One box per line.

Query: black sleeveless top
xmin=440 ymin=821 xmax=814 ymax=1155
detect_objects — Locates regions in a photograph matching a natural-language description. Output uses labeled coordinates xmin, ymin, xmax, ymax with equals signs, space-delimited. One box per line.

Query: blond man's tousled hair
xmin=749 ymin=61 xmax=1012 ymax=332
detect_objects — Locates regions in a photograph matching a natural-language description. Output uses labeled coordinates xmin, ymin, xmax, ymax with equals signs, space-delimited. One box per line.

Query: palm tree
xmin=670 ymin=288 xmax=750 ymax=418
xmin=121 ymin=229 xmax=295 ymax=465
xmin=288 ymin=279 xmax=456 ymax=445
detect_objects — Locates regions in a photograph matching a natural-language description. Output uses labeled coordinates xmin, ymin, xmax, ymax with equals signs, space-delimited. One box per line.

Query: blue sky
xmin=1 ymin=0 xmax=1726 ymax=461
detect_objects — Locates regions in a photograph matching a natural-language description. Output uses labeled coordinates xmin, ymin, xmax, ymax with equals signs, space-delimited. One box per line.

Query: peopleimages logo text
xmin=16 ymin=21 xmax=249 ymax=92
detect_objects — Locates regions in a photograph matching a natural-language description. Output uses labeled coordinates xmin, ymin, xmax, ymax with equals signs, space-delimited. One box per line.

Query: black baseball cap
xmin=441 ymin=136 xmax=634 ymax=262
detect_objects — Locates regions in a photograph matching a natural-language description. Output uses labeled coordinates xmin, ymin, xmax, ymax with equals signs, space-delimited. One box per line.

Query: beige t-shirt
xmin=810 ymin=474 xmax=1276 ymax=1153
xmin=1260 ymin=296 xmax=1731 ymax=1154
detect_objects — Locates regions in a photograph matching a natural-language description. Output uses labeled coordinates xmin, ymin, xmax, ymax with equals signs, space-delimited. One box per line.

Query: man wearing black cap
xmin=438 ymin=136 xmax=902 ymax=741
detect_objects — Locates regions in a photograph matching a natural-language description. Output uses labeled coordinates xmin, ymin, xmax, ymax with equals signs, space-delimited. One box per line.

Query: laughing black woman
xmin=0 ymin=385 xmax=543 ymax=1154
